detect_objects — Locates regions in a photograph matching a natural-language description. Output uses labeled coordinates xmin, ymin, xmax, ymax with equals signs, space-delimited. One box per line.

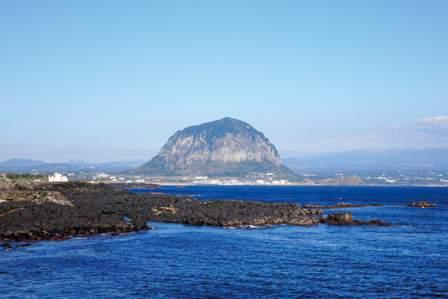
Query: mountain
xmin=0 ymin=159 xmax=46 ymax=172
xmin=0 ymin=159 xmax=145 ymax=173
xmin=0 ymin=159 xmax=46 ymax=168
xmin=283 ymin=148 xmax=448 ymax=172
xmin=133 ymin=117 xmax=297 ymax=178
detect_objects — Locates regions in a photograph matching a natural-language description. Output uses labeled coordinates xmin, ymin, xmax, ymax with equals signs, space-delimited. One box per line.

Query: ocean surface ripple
xmin=1 ymin=186 xmax=447 ymax=298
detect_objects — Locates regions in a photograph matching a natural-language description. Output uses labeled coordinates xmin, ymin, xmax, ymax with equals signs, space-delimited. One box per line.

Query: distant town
xmin=15 ymin=168 xmax=447 ymax=187
xmin=1 ymin=154 xmax=448 ymax=186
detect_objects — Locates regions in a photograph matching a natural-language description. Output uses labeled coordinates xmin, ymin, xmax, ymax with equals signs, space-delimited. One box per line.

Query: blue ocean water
xmin=1 ymin=186 xmax=448 ymax=298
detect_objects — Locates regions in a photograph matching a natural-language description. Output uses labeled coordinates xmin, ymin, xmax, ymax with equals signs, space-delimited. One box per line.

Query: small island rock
xmin=408 ymin=201 xmax=437 ymax=208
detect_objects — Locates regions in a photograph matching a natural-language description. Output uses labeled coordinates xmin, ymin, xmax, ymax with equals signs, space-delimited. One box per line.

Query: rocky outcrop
xmin=133 ymin=117 xmax=298 ymax=179
xmin=0 ymin=177 xmax=15 ymax=191
xmin=1 ymin=181 xmax=392 ymax=243
xmin=321 ymin=212 xmax=389 ymax=226
xmin=0 ymin=182 xmax=323 ymax=242
xmin=0 ymin=184 xmax=148 ymax=242
xmin=0 ymin=191 xmax=73 ymax=206
xmin=0 ymin=176 xmax=42 ymax=191
xmin=146 ymin=198 xmax=322 ymax=227
xmin=408 ymin=201 xmax=437 ymax=208
xmin=303 ymin=202 xmax=383 ymax=209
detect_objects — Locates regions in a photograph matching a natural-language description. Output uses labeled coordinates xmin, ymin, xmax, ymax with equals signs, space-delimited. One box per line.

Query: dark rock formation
xmin=132 ymin=117 xmax=298 ymax=179
xmin=408 ymin=201 xmax=437 ymax=208
xmin=1 ymin=180 xmax=392 ymax=243
xmin=321 ymin=212 xmax=389 ymax=226
xmin=0 ymin=182 xmax=322 ymax=242
xmin=146 ymin=198 xmax=322 ymax=227
xmin=324 ymin=212 xmax=354 ymax=224
xmin=0 ymin=185 xmax=148 ymax=242
xmin=0 ymin=175 xmax=43 ymax=191
xmin=303 ymin=202 xmax=383 ymax=209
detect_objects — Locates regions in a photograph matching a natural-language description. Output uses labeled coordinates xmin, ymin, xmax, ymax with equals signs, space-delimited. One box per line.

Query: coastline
xmin=0 ymin=182 xmax=392 ymax=244
xmin=148 ymin=181 xmax=448 ymax=188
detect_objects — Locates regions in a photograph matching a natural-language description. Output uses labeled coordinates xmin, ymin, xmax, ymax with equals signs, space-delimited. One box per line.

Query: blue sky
xmin=1 ymin=0 xmax=447 ymax=162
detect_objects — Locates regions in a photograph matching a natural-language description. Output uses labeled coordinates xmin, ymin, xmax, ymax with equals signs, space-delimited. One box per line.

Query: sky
xmin=1 ymin=0 xmax=447 ymax=162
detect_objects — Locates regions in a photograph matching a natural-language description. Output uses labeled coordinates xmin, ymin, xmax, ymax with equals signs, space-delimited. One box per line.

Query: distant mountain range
xmin=132 ymin=117 xmax=297 ymax=179
xmin=0 ymin=159 xmax=145 ymax=174
xmin=3 ymin=148 xmax=448 ymax=175
xmin=283 ymin=148 xmax=448 ymax=172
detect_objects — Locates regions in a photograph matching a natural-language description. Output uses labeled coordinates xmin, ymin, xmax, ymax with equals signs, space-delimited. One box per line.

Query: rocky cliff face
xmin=134 ymin=117 xmax=296 ymax=178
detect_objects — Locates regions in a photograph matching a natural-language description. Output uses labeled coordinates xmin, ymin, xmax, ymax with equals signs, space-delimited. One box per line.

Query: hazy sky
xmin=1 ymin=1 xmax=447 ymax=162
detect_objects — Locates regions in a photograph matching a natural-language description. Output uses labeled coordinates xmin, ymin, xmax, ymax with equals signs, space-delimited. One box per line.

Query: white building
xmin=95 ymin=173 xmax=110 ymax=179
xmin=48 ymin=173 xmax=69 ymax=182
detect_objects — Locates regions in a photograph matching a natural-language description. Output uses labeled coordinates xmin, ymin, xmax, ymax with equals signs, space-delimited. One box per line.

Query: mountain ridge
xmin=283 ymin=147 xmax=448 ymax=171
xmin=0 ymin=159 xmax=144 ymax=173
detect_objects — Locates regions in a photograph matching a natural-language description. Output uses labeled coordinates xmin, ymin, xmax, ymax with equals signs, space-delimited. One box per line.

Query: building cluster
xmin=190 ymin=175 xmax=291 ymax=186
xmin=39 ymin=169 xmax=448 ymax=187
xmin=48 ymin=173 xmax=69 ymax=182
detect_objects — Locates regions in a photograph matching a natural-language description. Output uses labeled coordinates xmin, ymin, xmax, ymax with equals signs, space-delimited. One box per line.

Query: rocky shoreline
xmin=320 ymin=212 xmax=389 ymax=226
xmin=1 ymin=181 xmax=389 ymax=243
xmin=303 ymin=203 xmax=384 ymax=209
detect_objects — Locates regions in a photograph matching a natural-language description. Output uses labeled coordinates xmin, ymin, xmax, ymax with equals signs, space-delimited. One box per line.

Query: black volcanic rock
xmin=133 ymin=117 xmax=298 ymax=178
xmin=0 ymin=182 xmax=322 ymax=242
xmin=0 ymin=182 xmax=392 ymax=242
xmin=321 ymin=212 xmax=389 ymax=226
xmin=408 ymin=201 xmax=437 ymax=208
xmin=303 ymin=203 xmax=383 ymax=209
xmin=133 ymin=117 xmax=297 ymax=179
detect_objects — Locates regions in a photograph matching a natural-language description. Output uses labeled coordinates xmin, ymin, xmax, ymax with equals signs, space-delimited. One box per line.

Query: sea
xmin=1 ymin=185 xmax=447 ymax=298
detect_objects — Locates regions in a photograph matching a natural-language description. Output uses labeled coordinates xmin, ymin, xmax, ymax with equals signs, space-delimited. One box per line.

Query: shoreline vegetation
xmin=1 ymin=175 xmax=435 ymax=245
